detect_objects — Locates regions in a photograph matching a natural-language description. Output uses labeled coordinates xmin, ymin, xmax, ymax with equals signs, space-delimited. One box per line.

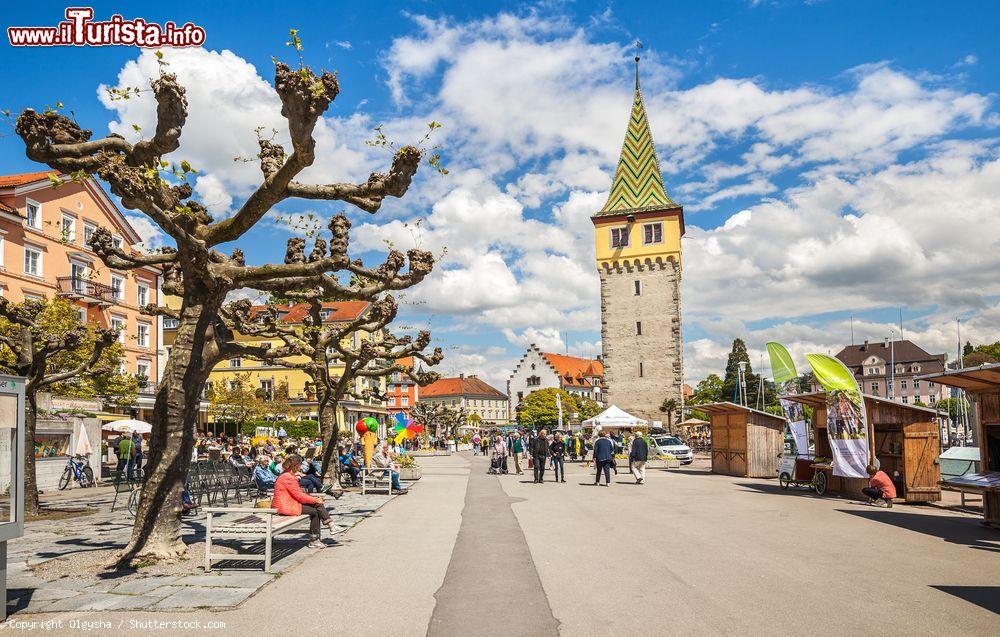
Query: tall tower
xmin=592 ymin=56 xmax=684 ymax=425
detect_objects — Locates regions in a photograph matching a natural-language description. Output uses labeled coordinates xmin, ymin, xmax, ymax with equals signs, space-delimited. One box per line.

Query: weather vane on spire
xmin=634 ymin=40 xmax=644 ymax=91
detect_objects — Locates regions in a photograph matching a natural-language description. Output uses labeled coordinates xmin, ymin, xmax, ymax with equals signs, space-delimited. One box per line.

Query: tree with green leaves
xmin=690 ymin=374 xmax=724 ymax=404
xmin=0 ymin=297 xmax=127 ymax=516
xmin=13 ymin=36 xmax=439 ymax=564
xmin=518 ymin=388 xmax=584 ymax=429
xmin=659 ymin=398 xmax=679 ymax=430
xmin=207 ymin=372 xmax=266 ymax=432
xmin=721 ymin=339 xmax=774 ymax=408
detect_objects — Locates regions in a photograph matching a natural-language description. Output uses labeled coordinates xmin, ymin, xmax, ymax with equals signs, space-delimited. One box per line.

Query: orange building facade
xmin=0 ymin=171 xmax=161 ymax=394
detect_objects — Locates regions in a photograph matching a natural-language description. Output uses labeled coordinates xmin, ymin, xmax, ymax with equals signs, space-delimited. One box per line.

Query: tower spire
xmin=634 ymin=40 xmax=643 ymax=91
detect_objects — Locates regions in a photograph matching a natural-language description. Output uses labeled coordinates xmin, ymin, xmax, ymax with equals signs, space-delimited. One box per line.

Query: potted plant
xmin=395 ymin=454 xmax=422 ymax=480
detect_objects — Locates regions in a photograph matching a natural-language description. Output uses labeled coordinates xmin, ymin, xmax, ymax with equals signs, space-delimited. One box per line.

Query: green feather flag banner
xmin=767 ymin=342 xmax=809 ymax=456
xmin=805 ymin=353 xmax=871 ymax=478
xmin=766 ymin=342 xmax=797 ymax=384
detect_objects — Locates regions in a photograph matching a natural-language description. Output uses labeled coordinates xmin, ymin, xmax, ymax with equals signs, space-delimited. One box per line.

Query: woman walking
xmin=550 ymin=433 xmax=567 ymax=483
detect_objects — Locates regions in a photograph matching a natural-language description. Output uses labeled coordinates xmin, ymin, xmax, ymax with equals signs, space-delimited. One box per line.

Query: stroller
xmin=488 ymin=451 xmax=508 ymax=475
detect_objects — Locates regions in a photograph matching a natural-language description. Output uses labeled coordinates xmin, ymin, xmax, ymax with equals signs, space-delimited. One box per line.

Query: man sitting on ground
xmin=862 ymin=466 xmax=897 ymax=508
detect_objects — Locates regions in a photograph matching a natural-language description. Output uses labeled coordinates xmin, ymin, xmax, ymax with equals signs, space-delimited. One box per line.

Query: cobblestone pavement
xmin=6 ymin=485 xmax=400 ymax=614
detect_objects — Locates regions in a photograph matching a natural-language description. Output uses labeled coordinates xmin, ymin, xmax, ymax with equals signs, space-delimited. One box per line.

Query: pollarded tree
xmin=225 ymin=294 xmax=441 ymax=480
xmin=0 ymin=296 xmax=123 ymax=516
xmin=411 ymin=401 xmax=448 ymax=447
xmin=14 ymin=48 xmax=434 ymax=563
xmin=206 ymin=372 xmax=266 ymax=434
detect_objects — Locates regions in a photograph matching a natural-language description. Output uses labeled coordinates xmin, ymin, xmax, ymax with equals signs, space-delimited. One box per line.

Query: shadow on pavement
xmin=838 ymin=509 xmax=1000 ymax=553
xmin=930 ymin=585 xmax=1000 ymax=614
xmin=736 ymin=482 xmax=824 ymax=499
xmin=6 ymin=589 xmax=34 ymax=615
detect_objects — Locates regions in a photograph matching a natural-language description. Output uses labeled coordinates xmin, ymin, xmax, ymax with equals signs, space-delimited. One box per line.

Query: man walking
xmin=630 ymin=433 xmax=649 ymax=484
xmin=510 ymin=431 xmax=524 ymax=475
xmin=550 ymin=432 xmax=567 ymax=483
xmin=530 ymin=428 xmax=549 ymax=483
xmin=593 ymin=430 xmax=614 ymax=486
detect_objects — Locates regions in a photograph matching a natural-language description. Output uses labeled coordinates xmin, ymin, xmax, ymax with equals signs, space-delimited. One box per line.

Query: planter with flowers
xmin=395 ymin=454 xmax=422 ymax=481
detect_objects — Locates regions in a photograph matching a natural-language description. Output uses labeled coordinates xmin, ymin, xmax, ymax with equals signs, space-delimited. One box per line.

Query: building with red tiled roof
xmin=419 ymin=374 xmax=509 ymax=426
xmin=387 ymin=355 xmax=421 ymax=418
xmin=508 ymin=344 xmax=606 ymax=417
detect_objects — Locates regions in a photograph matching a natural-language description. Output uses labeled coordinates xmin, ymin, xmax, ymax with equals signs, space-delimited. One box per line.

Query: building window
xmin=110 ymin=316 xmax=126 ymax=343
xmin=83 ymin=222 xmax=97 ymax=245
xmin=517 ymin=392 xmax=523 ymax=401
xmin=634 ymin=280 xmax=641 ymax=296
xmin=902 ymin=396 xmax=908 ymax=404
xmin=110 ymin=275 xmax=125 ymax=301
xmin=136 ymin=361 xmax=149 ymax=379
xmin=643 ymin=222 xmax=662 ymax=245
xmin=137 ymin=323 xmax=149 ymax=348
xmin=163 ymin=317 xmax=179 ymax=329
xmin=230 ymin=358 xmax=242 ymax=368
xmin=900 ymin=379 xmax=907 ymax=390
xmin=911 ymin=365 xmax=920 ymax=373
xmin=137 ymin=283 xmax=149 ymax=307
xmin=636 ymin=321 xmax=642 ymax=336
xmin=25 ymin=200 xmax=41 ymax=228
xmin=527 ymin=375 xmax=540 ymax=387
xmin=638 ymin=362 xmax=644 ymax=377
xmin=928 ymin=396 xmax=936 ymax=404
xmin=77 ymin=307 xmax=87 ymax=323
xmin=913 ymin=379 xmax=920 ymax=389
xmin=111 ymin=235 xmax=123 ymax=249
xmin=610 ymin=227 xmax=629 ymax=248
xmin=871 ymin=382 xmax=879 ymax=393
xmin=60 ymin=214 xmax=76 ymax=242
xmin=24 ymin=246 xmax=42 ymax=276
xmin=402 ymin=396 xmax=409 ymax=406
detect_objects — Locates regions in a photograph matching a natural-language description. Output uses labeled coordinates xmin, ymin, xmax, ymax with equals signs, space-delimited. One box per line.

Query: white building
xmin=508 ymin=344 xmax=605 ymax=418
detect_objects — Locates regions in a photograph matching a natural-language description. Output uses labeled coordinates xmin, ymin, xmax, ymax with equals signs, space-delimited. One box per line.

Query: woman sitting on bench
xmin=272 ymin=454 xmax=342 ymax=548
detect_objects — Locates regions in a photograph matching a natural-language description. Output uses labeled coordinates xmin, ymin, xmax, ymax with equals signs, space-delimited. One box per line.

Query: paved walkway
xmin=10 ymin=452 xmax=1000 ymax=636
xmin=427 ymin=456 xmax=558 ymax=636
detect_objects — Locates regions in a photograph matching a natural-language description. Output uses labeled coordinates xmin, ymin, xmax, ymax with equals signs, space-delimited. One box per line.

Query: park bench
xmin=204 ymin=506 xmax=312 ymax=573
xmin=359 ymin=466 xmax=394 ymax=495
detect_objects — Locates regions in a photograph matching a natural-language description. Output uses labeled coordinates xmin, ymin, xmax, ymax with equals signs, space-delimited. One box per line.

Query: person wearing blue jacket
xmin=592 ymin=430 xmax=614 ymax=486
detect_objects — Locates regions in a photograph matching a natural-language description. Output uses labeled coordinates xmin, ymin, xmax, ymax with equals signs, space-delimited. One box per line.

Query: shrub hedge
xmin=239 ymin=419 xmax=320 ymax=438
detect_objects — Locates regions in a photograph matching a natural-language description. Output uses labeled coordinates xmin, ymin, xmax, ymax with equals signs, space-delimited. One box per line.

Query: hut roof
xmin=917 ymin=363 xmax=1000 ymax=393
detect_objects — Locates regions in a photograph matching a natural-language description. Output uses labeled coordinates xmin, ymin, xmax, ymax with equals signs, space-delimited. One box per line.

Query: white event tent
xmin=582 ymin=405 xmax=648 ymax=429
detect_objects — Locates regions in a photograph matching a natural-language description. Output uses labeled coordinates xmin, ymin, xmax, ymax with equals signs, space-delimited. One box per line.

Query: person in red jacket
xmin=273 ymin=454 xmax=342 ymax=548
xmin=862 ymin=466 xmax=897 ymax=508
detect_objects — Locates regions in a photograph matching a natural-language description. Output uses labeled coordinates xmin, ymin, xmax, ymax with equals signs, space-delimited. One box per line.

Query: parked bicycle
xmin=58 ymin=454 xmax=95 ymax=490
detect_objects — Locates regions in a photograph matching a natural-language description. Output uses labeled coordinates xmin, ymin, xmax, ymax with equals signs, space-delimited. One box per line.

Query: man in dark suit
xmin=530 ymin=428 xmax=549 ymax=483
xmin=629 ymin=433 xmax=649 ymax=484
xmin=593 ymin=430 xmax=614 ymax=486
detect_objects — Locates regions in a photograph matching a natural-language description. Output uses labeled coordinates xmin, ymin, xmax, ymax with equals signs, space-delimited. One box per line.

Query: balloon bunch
xmin=355 ymin=417 xmax=379 ymax=435
xmin=392 ymin=412 xmax=423 ymax=444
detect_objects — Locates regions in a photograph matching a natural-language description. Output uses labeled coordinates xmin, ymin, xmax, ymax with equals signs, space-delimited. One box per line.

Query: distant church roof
xmin=597 ymin=69 xmax=676 ymax=216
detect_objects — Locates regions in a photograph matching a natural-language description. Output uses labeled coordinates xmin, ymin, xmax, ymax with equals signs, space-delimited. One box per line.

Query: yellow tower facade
xmin=591 ymin=69 xmax=685 ymax=424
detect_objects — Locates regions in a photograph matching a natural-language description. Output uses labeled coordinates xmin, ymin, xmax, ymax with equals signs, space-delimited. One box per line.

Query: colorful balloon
xmin=364 ymin=417 xmax=379 ymax=432
xmin=355 ymin=420 xmax=368 ymax=434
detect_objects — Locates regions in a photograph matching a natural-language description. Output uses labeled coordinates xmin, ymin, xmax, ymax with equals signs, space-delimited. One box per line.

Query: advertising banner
xmin=805 ymin=354 xmax=871 ymax=479
xmin=766 ymin=342 xmax=809 ymax=457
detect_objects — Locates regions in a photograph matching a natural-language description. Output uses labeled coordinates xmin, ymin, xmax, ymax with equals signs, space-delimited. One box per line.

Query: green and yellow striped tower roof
xmin=596 ymin=86 xmax=677 ymax=216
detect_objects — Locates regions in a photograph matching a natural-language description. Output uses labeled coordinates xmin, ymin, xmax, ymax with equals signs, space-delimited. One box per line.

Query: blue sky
xmin=3 ymin=1 xmax=1000 ymax=389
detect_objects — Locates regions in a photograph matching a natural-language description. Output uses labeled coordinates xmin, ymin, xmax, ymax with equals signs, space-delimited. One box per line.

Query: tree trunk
xmin=117 ymin=294 xmax=219 ymax=565
xmin=23 ymin=390 xmax=40 ymax=517
xmin=316 ymin=381 xmax=340 ymax=481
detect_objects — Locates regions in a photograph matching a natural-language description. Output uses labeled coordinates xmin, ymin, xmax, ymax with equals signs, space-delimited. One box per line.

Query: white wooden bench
xmin=359 ymin=466 xmax=394 ymax=495
xmin=204 ymin=507 xmax=311 ymax=573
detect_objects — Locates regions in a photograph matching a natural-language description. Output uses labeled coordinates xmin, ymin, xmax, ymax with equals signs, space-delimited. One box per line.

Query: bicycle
xmin=58 ymin=454 xmax=95 ymax=490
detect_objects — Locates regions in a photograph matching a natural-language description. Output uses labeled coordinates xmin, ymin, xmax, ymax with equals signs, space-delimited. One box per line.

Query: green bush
xmin=239 ymin=419 xmax=320 ymax=438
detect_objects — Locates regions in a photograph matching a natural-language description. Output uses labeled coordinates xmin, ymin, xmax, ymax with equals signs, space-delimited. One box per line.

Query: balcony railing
xmin=137 ymin=380 xmax=158 ymax=396
xmin=56 ymin=277 xmax=117 ymax=306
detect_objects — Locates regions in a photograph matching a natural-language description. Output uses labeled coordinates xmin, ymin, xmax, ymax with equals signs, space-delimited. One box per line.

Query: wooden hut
xmin=782 ymin=391 xmax=941 ymax=503
xmin=700 ymin=402 xmax=785 ymax=478
xmin=918 ymin=364 xmax=1000 ymax=527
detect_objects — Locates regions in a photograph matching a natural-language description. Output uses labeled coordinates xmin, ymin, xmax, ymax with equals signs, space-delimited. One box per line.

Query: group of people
xmin=474 ymin=428 xmax=651 ymax=486
xmin=110 ymin=431 xmax=144 ymax=480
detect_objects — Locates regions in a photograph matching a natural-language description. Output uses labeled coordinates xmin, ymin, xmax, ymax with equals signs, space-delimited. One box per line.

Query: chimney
xmin=862 ymin=340 xmax=868 ymax=352
xmin=459 ymin=373 xmax=465 ymax=379
xmin=469 ymin=374 xmax=478 ymax=379
xmin=596 ymin=355 xmax=603 ymax=363
xmin=883 ymin=337 xmax=889 ymax=348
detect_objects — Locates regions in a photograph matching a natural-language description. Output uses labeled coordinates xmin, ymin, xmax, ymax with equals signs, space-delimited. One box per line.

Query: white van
xmin=650 ymin=436 xmax=693 ymax=464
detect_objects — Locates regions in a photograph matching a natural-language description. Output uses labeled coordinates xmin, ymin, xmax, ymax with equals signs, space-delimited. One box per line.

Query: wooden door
xmin=903 ymin=427 xmax=941 ymax=502
xmin=711 ymin=416 xmax=729 ymax=474
xmin=728 ymin=416 xmax=747 ymax=476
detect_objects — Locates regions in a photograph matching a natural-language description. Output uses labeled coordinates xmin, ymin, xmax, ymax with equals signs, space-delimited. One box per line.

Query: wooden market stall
xmin=918 ymin=364 xmax=1000 ymax=528
xmin=700 ymin=403 xmax=785 ymax=478
xmin=781 ymin=391 xmax=941 ymax=503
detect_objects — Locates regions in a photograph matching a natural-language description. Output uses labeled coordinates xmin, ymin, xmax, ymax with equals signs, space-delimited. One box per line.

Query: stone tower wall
xmin=599 ymin=257 xmax=683 ymax=425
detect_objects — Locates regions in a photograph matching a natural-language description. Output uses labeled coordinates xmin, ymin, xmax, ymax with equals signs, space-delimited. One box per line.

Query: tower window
xmin=638 ymin=362 xmax=644 ymax=377
xmin=610 ymin=227 xmax=629 ymax=248
xmin=636 ymin=321 xmax=642 ymax=336
xmin=634 ymin=280 xmax=641 ymax=296
xmin=643 ymin=223 xmax=662 ymax=245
